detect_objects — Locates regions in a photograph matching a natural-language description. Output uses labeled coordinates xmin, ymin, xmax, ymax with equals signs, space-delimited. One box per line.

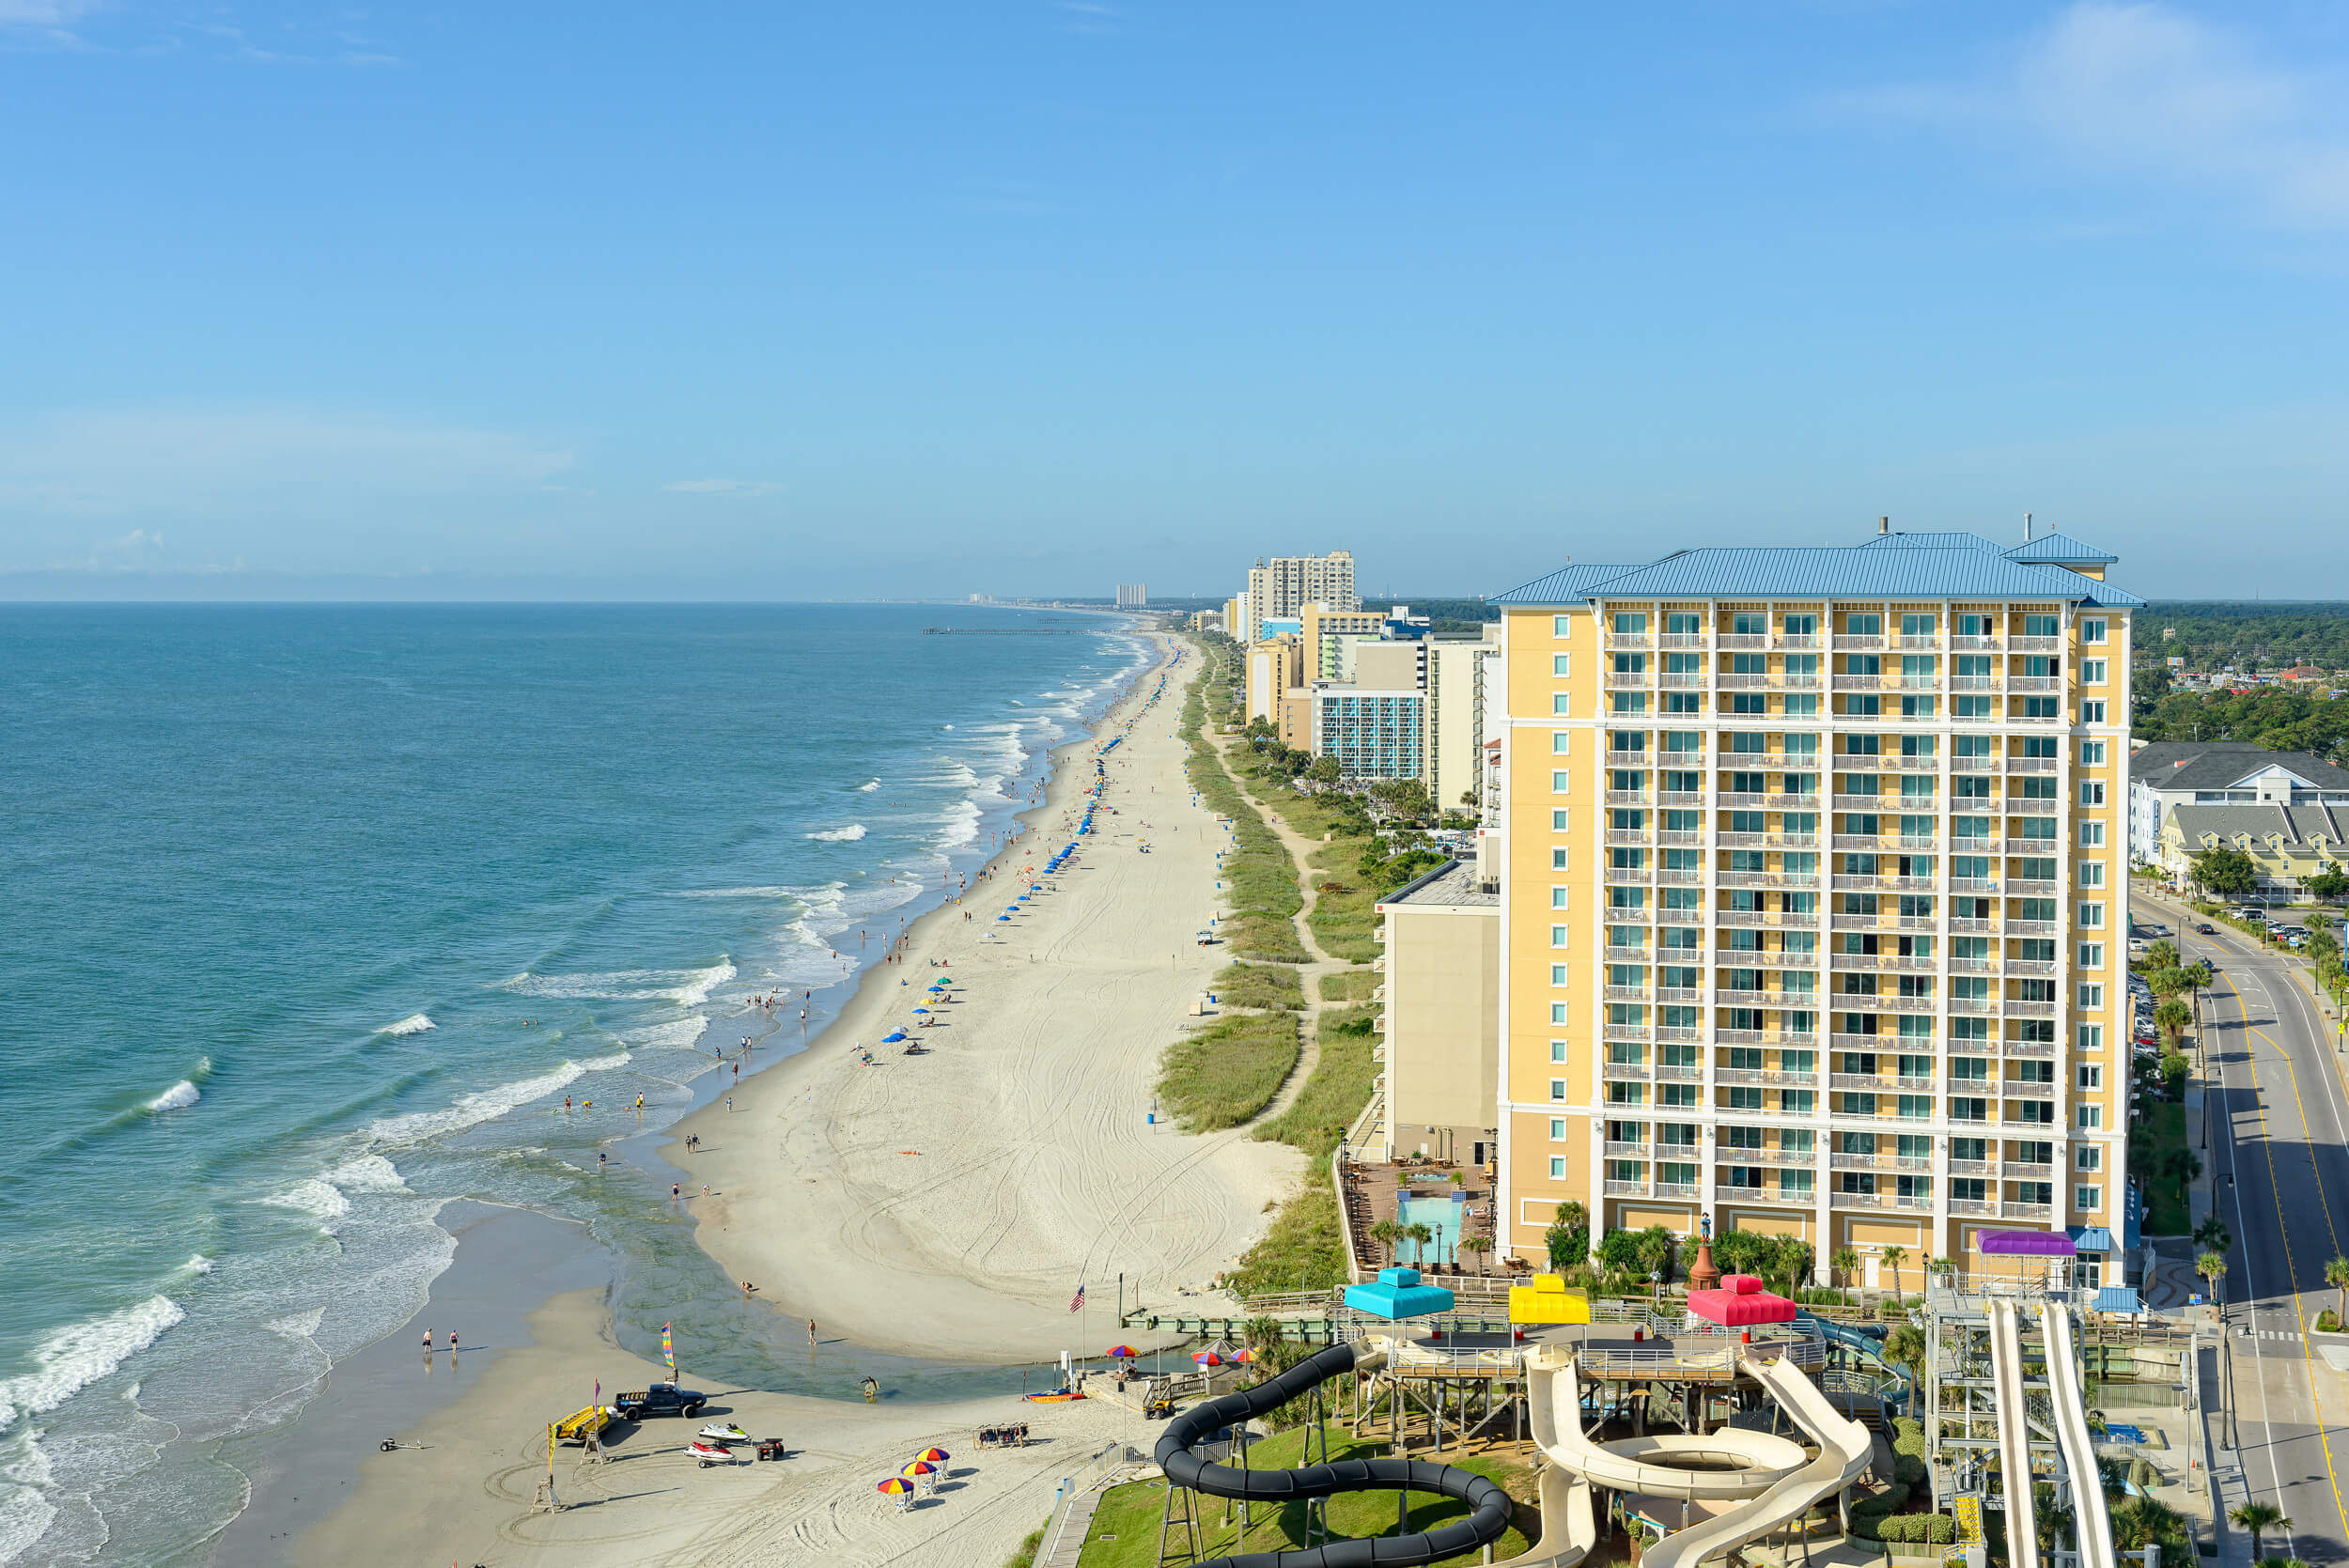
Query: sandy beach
xmin=285 ymin=629 xmax=1306 ymax=1565
xmin=681 ymin=631 xmax=1301 ymax=1361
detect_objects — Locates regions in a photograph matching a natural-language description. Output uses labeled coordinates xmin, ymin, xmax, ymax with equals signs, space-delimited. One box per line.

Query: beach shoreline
xmin=675 ymin=630 xmax=1299 ymax=1363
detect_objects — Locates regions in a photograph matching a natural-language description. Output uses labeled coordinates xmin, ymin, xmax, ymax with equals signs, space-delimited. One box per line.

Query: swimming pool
xmin=1396 ymin=1193 xmax=1467 ymax=1267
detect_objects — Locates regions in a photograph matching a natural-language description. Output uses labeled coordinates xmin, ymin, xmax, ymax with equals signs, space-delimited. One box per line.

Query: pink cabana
xmin=1685 ymin=1272 xmax=1797 ymax=1327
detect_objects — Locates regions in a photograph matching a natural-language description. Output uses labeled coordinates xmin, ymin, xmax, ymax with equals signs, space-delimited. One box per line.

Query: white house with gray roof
xmin=2128 ymin=741 xmax=2349 ymax=864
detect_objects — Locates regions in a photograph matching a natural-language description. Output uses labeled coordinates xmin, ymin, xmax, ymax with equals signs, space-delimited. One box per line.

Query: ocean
xmin=0 ymin=602 xmax=1147 ymax=1566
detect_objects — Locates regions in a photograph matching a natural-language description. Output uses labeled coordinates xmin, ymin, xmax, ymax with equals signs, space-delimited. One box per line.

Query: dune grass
xmin=1215 ymin=962 xmax=1305 ymax=1012
xmin=1182 ymin=654 xmax=1309 ymax=964
xmin=1318 ymin=969 xmax=1377 ymax=1001
xmin=1254 ymin=1028 xmax=1375 ymax=1162
xmin=1158 ymin=1011 xmax=1301 ymax=1132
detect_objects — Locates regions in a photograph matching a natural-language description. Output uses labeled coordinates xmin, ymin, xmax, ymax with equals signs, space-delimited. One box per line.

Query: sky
xmin=3 ymin=1 xmax=2347 ymax=601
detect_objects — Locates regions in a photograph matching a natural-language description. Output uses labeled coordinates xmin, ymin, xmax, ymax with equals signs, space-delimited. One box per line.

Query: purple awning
xmin=1978 ymin=1230 xmax=2076 ymax=1257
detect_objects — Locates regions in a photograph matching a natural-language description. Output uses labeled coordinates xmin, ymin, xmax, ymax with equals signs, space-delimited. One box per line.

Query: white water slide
xmin=1987 ymin=1299 xmax=2043 ymax=1568
xmin=1524 ymin=1346 xmax=1873 ymax=1568
xmin=2040 ymin=1303 xmax=2118 ymax=1568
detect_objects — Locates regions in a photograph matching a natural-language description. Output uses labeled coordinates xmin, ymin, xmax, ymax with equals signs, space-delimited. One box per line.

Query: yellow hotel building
xmin=1488 ymin=527 xmax=2137 ymax=1289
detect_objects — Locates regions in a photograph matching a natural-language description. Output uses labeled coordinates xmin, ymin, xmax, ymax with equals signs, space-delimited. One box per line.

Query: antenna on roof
xmin=2024 ymin=512 xmax=2034 ymax=542
xmin=1878 ymin=516 xmax=1890 ymax=536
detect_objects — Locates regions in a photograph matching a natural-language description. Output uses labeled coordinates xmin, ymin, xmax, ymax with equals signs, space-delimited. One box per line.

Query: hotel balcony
xmin=1949 ymin=1198 xmax=1998 ymax=1217
xmin=1605 ymin=789 xmax=1653 ymax=806
xmin=1659 ymin=633 xmax=1707 ymax=650
xmin=1604 ymin=985 xmax=1651 ymax=1002
xmin=2005 ymin=756 xmax=2059 ymax=773
xmin=2003 ymin=1079 xmax=2059 ymax=1098
xmin=1603 ymin=1178 xmax=1652 ymax=1197
xmin=1719 ymin=792 xmax=1822 ymax=810
xmin=1722 ymin=833 xmax=1821 ymax=850
xmin=1605 ymin=1141 xmax=1651 ymax=1159
xmin=1830 ymin=1151 xmax=1933 ymax=1172
xmin=1951 ymin=634 xmax=2004 ymax=651
xmin=1604 ymin=945 xmax=1653 ymax=964
xmin=1718 ymin=1067 xmax=1819 ymax=1088
xmin=2002 ymin=1161 xmax=2055 ymax=1180
xmin=1719 ymin=871 xmax=1819 ymax=891
xmin=1714 ymin=1028 xmax=1821 ymax=1047
xmin=1657 ymin=830 xmax=1704 ymax=847
xmin=2010 ymin=675 xmax=2063 ymax=692
xmin=1601 ymin=1060 xmax=1651 ymax=1081
xmin=2005 ymin=1202 xmax=2054 ymax=1219
xmin=1655 ymin=1063 xmax=1705 ymax=1082
xmin=1828 ymin=952 xmax=1936 ymax=972
xmin=1719 ymin=908 xmax=1822 ymax=929
xmin=1833 ymin=634 xmax=1887 ymax=651
xmin=1654 ymin=1180 xmax=1702 ymax=1200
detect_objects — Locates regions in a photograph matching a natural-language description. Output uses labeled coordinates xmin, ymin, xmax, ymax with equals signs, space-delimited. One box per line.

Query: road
xmin=2159 ymin=895 xmax=2349 ymax=1563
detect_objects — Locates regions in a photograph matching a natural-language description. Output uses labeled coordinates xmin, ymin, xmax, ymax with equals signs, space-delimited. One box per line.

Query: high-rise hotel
xmin=1487 ymin=526 xmax=2138 ymax=1288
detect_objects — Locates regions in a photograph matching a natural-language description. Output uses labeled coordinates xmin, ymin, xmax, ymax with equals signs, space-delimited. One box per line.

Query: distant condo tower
xmin=1239 ymin=551 xmax=1356 ymax=642
xmin=1115 ymin=583 xmax=1148 ymax=609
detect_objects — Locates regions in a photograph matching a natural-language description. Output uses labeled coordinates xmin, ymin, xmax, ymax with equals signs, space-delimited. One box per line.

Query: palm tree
xmin=1883 ymin=1245 xmax=1909 ymax=1302
xmin=1241 ymin=1315 xmax=1285 ymax=1358
xmin=2111 ymin=1496 xmax=2186 ymax=1554
xmin=2155 ymin=997 xmax=2193 ymax=1046
xmin=2198 ymin=1250 xmax=2229 ymax=1304
xmin=2326 ymin=1256 xmax=2349 ymax=1327
xmin=2033 ymin=1483 xmax=2069 ymax=1558
xmin=1406 ymin=1221 xmax=1436 ymax=1268
xmin=1457 ymin=1234 xmax=1494 ymax=1274
xmin=2230 ymin=1501 xmax=2290 ymax=1560
xmin=2253 ymin=1557 xmax=2311 ymax=1568
xmin=1369 ymin=1219 xmax=1400 ymax=1265
xmin=2195 ymin=1215 xmax=2232 ymax=1253
xmin=1832 ymin=1247 xmax=1859 ymax=1295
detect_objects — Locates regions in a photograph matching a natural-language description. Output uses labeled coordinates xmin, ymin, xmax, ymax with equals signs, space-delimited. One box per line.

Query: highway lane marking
xmin=2214 ymin=957 xmax=2349 ymax=1548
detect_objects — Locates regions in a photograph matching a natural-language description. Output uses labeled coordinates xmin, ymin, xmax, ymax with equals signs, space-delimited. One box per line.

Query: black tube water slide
xmin=1152 ymin=1341 xmax=1514 ymax=1568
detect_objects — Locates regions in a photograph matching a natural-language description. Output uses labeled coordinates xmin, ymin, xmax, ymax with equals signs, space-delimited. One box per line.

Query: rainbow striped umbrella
xmin=1104 ymin=1346 xmax=1140 ymax=1358
xmin=912 ymin=1447 xmax=952 ymax=1463
xmin=876 ymin=1477 xmax=915 ymax=1495
xmin=1192 ymin=1350 xmax=1221 ymax=1367
xmin=901 ymin=1460 xmax=941 ymax=1477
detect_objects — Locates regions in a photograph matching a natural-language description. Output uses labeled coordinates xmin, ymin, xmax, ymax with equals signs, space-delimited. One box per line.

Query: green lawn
xmin=1076 ymin=1423 xmax=1533 ymax=1568
xmin=2134 ymin=1099 xmax=2191 ymax=1236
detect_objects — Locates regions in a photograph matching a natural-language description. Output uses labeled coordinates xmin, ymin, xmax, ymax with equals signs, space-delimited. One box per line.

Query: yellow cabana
xmin=1508 ymin=1273 xmax=1590 ymax=1325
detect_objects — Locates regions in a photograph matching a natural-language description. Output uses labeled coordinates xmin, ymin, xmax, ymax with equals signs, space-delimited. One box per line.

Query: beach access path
xmin=680 ymin=634 xmax=1305 ymax=1363
xmin=293 ymin=1286 xmax=1154 ymax=1568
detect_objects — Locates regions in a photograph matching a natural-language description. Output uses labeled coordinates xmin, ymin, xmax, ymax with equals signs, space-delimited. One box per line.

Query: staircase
xmin=1953 ymin=1495 xmax=1986 ymax=1546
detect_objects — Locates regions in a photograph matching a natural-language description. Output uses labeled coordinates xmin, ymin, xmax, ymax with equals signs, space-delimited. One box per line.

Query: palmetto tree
xmin=2198 ymin=1250 xmax=2229 ymax=1303
xmin=2111 ymin=1496 xmax=2186 ymax=1554
xmin=2326 ymin=1256 xmax=2349 ymax=1326
xmin=2195 ymin=1216 xmax=2232 ymax=1253
xmin=1832 ymin=1247 xmax=1859 ymax=1293
xmin=1882 ymin=1245 xmax=1909 ymax=1301
xmin=2230 ymin=1501 xmax=2290 ymax=1560
xmin=1369 ymin=1219 xmax=1400 ymax=1265
xmin=1406 ymin=1221 xmax=1436 ymax=1267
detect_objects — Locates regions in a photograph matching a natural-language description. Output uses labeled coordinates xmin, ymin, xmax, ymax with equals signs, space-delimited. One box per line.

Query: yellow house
xmin=2161 ymin=803 xmax=2346 ymax=899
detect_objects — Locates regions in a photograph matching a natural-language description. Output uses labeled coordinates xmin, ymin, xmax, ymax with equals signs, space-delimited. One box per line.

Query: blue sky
xmin=3 ymin=1 xmax=2346 ymax=600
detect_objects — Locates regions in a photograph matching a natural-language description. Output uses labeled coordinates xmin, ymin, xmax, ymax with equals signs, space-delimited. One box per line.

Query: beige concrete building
xmin=1427 ymin=632 xmax=1500 ymax=810
xmin=1373 ymin=860 xmax=1501 ymax=1168
xmin=1244 ymin=552 xmax=1357 ymax=640
xmin=1299 ymin=602 xmax=1388 ymax=679
xmin=1482 ymin=527 xmax=2139 ymax=1290
xmin=1244 ymin=637 xmax=1307 ymax=725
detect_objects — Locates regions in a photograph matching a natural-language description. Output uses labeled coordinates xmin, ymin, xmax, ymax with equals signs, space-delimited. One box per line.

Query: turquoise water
xmin=0 ymin=603 xmax=1145 ymax=1566
xmin=1397 ymin=1194 xmax=1466 ymax=1268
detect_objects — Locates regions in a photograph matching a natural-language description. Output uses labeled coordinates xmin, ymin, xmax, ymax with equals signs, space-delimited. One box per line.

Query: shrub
xmin=1893 ymin=1454 xmax=1926 ymax=1487
xmin=1158 ymin=1012 xmax=1301 ymax=1130
xmin=1874 ymin=1514 xmax=1956 ymax=1545
xmin=1891 ymin=1418 xmax=1928 ymax=1461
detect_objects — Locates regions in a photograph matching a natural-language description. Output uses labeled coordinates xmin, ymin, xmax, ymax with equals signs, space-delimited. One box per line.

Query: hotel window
xmin=2079 ymin=862 xmax=2105 ymax=888
xmin=2077 ymin=1104 xmax=2102 ymax=1129
xmin=2080 ymin=619 xmax=2108 ymax=644
xmin=1553 ymin=694 xmax=1572 ymax=716
xmin=2025 ymin=614 xmax=2060 ymax=637
xmin=1553 ymin=654 xmax=1572 ymax=675
xmin=2079 ymin=780 xmax=2106 ymax=806
xmin=2077 ymin=903 xmax=2105 ymax=927
xmin=1551 ymin=925 xmax=1569 ymax=948
xmin=1554 ymin=616 xmax=1575 ymax=637
xmin=1553 ymin=731 xmax=1572 ymax=753
xmin=1550 ymin=1079 xmax=1566 ymax=1101
xmin=2078 ymin=983 xmax=2104 ymax=1009
xmin=2077 ymin=941 xmax=2104 ymax=969
xmin=1552 ymin=848 xmax=1569 ymax=870
xmin=1550 ymin=1118 xmax=1568 ymax=1140
xmin=2080 ymin=700 xmax=2108 ymax=723
xmin=2077 ymin=1024 xmax=2104 ymax=1052
xmin=2080 ymin=740 xmax=2106 ymax=766
xmin=1546 ymin=1157 xmax=1566 ymax=1178
xmin=2082 ymin=660 xmax=2108 ymax=684
xmin=2077 ymin=1145 xmax=2103 ymax=1172
xmin=2075 ymin=1186 xmax=2102 ymax=1212
xmin=1552 ymin=887 xmax=1570 ymax=908
xmin=1551 ymin=1042 xmax=1567 ymax=1062
xmin=1550 ymin=1004 xmax=1569 ymax=1024
xmin=1612 ymin=613 xmax=1647 ymax=636
xmin=1551 ymin=965 xmax=1570 ymax=986
xmin=1552 ymin=811 xmax=1572 ymax=831
xmin=2079 ymin=822 xmax=2105 ymax=847
xmin=2078 ymin=1064 xmax=2103 ymax=1090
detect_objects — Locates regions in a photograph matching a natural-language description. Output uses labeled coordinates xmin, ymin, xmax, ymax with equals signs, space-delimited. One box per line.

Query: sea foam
xmin=856 ymin=778 xmax=881 ymax=791
xmin=263 ymin=1180 xmax=351 ymax=1225
xmin=0 ymin=1296 xmax=184 ymax=1435
xmin=806 ymin=824 xmax=867 ymax=842
xmin=378 ymin=1014 xmax=436 ymax=1036
xmin=145 ymin=1081 xmax=200 ymax=1113
xmin=365 ymin=1061 xmax=588 ymax=1147
xmin=326 ymin=1155 xmax=411 ymax=1192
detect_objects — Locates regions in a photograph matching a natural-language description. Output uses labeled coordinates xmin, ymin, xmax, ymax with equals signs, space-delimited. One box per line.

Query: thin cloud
xmin=0 ymin=405 xmax=575 ymax=514
xmin=0 ymin=0 xmax=92 ymax=24
xmin=1838 ymin=3 xmax=2349 ymax=229
xmin=662 ymin=478 xmax=781 ymax=496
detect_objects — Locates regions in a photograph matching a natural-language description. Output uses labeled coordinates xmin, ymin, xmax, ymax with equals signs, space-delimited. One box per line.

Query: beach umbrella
xmin=913 ymin=1448 xmax=952 ymax=1463
xmin=910 ymin=1007 xmax=930 ymax=1014
xmin=996 ymin=914 xmax=1010 ymax=922
xmin=1191 ymin=1350 xmax=1221 ymax=1367
xmin=1229 ymin=1348 xmax=1257 ymax=1363
xmin=901 ymin=1460 xmax=940 ymax=1478
xmin=876 ymin=1477 xmax=915 ymax=1495
xmin=1104 ymin=1346 xmax=1139 ymax=1359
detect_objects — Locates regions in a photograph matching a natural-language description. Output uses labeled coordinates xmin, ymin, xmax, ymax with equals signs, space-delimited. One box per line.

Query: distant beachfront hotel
xmin=1226 ymin=551 xmax=1356 ymax=644
xmin=1115 ymin=583 xmax=1148 ymax=609
xmin=1377 ymin=523 xmax=2139 ymax=1293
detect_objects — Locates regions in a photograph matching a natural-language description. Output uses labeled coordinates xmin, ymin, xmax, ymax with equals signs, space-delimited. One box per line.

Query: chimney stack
xmin=2024 ymin=512 xmax=2034 ymax=541
xmin=1878 ymin=516 xmax=1890 ymax=536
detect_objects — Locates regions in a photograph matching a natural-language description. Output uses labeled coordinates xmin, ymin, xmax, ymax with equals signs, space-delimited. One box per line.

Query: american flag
xmin=1067 ymin=1283 xmax=1085 ymax=1313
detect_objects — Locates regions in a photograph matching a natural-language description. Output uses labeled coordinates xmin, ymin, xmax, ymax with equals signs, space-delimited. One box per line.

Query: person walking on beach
xmin=808 ymin=1318 xmax=817 ymax=1346
xmin=672 ymin=1182 xmax=681 ymax=1200
xmin=726 ymin=1094 xmax=734 ymax=1112
xmin=422 ymin=1329 xmax=433 ymax=1352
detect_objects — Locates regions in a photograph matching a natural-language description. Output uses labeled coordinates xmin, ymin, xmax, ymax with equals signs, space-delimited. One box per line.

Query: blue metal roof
xmin=1859 ymin=530 xmax=2004 ymax=551
xmin=2093 ymin=1285 xmax=2144 ymax=1314
xmin=2068 ymin=1225 xmax=2118 ymax=1251
xmin=2004 ymin=532 xmax=2119 ymax=565
xmin=1489 ymin=563 xmax=1643 ymax=605
xmin=1490 ymin=529 xmax=2142 ymax=607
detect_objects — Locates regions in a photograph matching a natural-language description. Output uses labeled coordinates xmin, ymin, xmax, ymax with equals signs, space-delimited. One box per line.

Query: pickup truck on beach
xmin=614 ymin=1382 xmax=708 ymax=1420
